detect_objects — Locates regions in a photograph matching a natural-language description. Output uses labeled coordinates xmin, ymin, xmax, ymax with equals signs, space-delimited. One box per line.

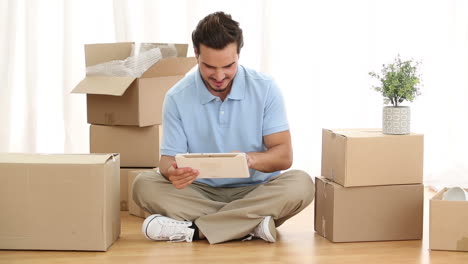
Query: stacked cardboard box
xmin=128 ymin=170 xmax=153 ymax=218
xmin=72 ymin=42 xmax=197 ymax=213
xmin=0 ymin=153 xmax=121 ymax=251
xmin=120 ymin=168 xmax=154 ymax=213
xmin=315 ymin=128 xmax=424 ymax=242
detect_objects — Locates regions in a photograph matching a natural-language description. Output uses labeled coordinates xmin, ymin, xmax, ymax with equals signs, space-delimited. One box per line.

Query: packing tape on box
xmin=322 ymin=216 xmax=327 ymax=238
xmin=120 ymin=200 xmax=128 ymax=211
xmin=457 ymin=236 xmax=468 ymax=251
xmin=321 ymin=178 xmax=328 ymax=199
xmin=105 ymin=113 xmax=116 ymax=125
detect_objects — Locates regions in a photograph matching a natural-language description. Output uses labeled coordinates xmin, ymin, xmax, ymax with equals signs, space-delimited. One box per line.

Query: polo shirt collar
xmin=196 ymin=66 xmax=246 ymax=104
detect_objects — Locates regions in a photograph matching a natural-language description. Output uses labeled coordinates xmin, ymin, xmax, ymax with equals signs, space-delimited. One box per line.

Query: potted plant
xmin=369 ymin=55 xmax=422 ymax=135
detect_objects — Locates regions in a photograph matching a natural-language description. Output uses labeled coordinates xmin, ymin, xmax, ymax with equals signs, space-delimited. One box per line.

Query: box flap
xmin=141 ymin=57 xmax=197 ymax=78
xmin=431 ymin=187 xmax=468 ymax=202
xmin=85 ymin=42 xmax=134 ymax=67
xmin=431 ymin=188 xmax=447 ymax=201
xmin=71 ymin=76 xmax=136 ymax=96
xmin=172 ymin=44 xmax=188 ymax=57
xmin=329 ymin=128 xmax=423 ymax=138
xmin=0 ymin=153 xmax=119 ymax=164
xmin=329 ymin=128 xmax=382 ymax=138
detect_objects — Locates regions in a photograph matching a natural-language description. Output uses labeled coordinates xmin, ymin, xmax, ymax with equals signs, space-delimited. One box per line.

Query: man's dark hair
xmin=192 ymin=12 xmax=244 ymax=54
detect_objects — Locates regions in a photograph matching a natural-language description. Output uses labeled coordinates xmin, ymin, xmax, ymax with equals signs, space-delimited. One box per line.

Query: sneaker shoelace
xmin=242 ymin=226 xmax=262 ymax=242
xmin=242 ymin=219 xmax=268 ymax=242
xmin=242 ymin=234 xmax=254 ymax=241
xmin=155 ymin=221 xmax=191 ymax=242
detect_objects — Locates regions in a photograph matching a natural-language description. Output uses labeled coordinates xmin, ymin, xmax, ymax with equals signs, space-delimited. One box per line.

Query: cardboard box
xmin=72 ymin=42 xmax=197 ymax=126
xmin=314 ymin=177 xmax=423 ymax=242
xmin=0 ymin=153 xmax=120 ymax=251
xmin=119 ymin=168 xmax=135 ymax=211
xmin=119 ymin=168 xmax=156 ymax=212
xmin=90 ymin=124 xmax=161 ymax=167
xmin=321 ymin=128 xmax=424 ymax=187
xmin=128 ymin=170 xmax=154 ymax=218
xmin=430 ymin=188 xmax=468 ymax=251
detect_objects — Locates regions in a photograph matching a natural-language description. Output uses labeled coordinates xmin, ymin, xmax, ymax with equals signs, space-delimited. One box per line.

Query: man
xmin=133 ymin=11 xmax=314 ymax=244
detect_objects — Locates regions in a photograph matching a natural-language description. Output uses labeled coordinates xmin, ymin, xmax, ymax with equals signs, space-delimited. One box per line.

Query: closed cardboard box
xmin=119 ymin=168 xmax=140 ymax=211
xmin=0 ymin=153 xmax=120 ymax=251
xmin=314 ymin=177 xmax=423 ymax=242
xmin=90 ymin=124 xmax=161 ymax=167
xmin=430 ymin=188 xmax=468 ymax=251
xmin=321 ymin=128 xmax=424 ymax=187
xmin=128 ymin=170 xmax=154 ymax=218
xmin=72 ymin=42 xmax=197 ymax=127
xmin=119 ymin=168 xmax=156 ymax=212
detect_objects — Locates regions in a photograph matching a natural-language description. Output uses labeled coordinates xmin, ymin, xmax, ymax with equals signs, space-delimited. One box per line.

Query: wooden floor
xmin=1 ymin=188 xmax=467 ymax=264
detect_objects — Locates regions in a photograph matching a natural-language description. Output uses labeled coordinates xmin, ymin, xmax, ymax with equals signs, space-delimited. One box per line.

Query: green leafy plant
xmin=369 ymin=55 xmax=422 ymax=107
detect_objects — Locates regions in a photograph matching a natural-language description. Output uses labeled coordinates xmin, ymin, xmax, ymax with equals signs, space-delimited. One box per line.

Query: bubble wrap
xmin=86 ymin=44 xmax=177 ymax=78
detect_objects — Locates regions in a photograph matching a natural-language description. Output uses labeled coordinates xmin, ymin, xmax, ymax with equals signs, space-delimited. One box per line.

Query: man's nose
xmin=214 ymin=69 xmax=225 ymax=81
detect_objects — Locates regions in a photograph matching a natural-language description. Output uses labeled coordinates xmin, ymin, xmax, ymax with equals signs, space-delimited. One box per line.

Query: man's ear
xmin=194 ymin=48 xmax=199 ymax=59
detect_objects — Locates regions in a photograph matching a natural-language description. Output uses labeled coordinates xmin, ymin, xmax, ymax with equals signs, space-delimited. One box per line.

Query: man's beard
xmin=203 ymin=79 xmax=231 ymax=93
xmin=207 ymin=85 xmax=228 ymax=93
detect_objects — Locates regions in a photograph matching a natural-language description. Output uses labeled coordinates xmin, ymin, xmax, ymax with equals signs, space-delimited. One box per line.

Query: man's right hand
xmin=165 ymin=161 xmax=199 ymax=189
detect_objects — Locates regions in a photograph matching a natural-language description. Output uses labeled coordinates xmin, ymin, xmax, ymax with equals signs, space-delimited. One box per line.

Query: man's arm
xmin=247 ymin=130 xmax=293 ymax=173
xmin=159 ymin=155 xmax=199 ymax=189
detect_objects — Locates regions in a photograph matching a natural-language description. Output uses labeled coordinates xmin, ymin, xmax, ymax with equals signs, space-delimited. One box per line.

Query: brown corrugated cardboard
xmin=128 ymin=170 xmax=154 ymax=218
xmin=321 ymin=128 xmax=424 ymax=187
xmin=120 ymin=168 xmax=135 ymax=211
xmin=119 ymin=168 xmax=156 ymax=213
xmin=430 ymin=188 xmax=468 ymax=251
xmin=314 ymin=177 xmax=423 ymax=242
xmin=90 ymin=124 xmax=161 ymax=168
xmin=0 ymin=153 xmax=120 ymax=251
xmin=72 ymin=42 xmax=197 ymax=127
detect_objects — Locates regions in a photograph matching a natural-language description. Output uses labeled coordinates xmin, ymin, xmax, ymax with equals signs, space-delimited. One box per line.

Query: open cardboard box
xmin=321 ymin=128 xmax=424 ymax=187
xmin=430 ymin=187 xmax=468 ymax=251
xmin=72 ymin=42 xmax=197 ymax=127
xmin=314 ymin=176 xmax=423 ymax=242
xmin=0 ymin=153 xmax=120 ymax=251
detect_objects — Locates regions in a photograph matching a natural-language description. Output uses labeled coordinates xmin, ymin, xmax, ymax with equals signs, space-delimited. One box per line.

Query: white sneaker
xmin=251 ymin=216 xmax=277 ymax=242
xmin=142 ymin=214 xmax=195 ymax=242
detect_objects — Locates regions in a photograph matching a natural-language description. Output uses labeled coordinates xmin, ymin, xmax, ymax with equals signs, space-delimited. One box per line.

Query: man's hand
xmin=245 ymin=130 xmax=293 ymax=172
xmin=165 ymin=162 xmax=199 ymax=189
xmin=160 ymin=156 xmax=199 ymax=189
xmin=245 ymin=152 xmax=254 ymax=168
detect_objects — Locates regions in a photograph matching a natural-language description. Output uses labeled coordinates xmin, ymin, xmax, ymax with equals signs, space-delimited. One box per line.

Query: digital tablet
xmin=175 ymin=153 xmax=250 ymax=178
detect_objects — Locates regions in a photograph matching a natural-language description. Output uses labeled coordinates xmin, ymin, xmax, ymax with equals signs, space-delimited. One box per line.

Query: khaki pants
xmin=132 ymin=169 xmax=315 ymax=244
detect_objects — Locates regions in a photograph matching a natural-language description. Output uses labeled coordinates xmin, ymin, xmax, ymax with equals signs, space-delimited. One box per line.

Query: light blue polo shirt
xmin=160 ymin=65 xmax=289 ymax=187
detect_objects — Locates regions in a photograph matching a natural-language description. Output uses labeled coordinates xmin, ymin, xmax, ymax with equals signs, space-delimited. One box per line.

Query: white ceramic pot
xmin=443 ymin=187 xmax=468 ymax=201
xmin=382 ymin=106 xmax=410 ymax=135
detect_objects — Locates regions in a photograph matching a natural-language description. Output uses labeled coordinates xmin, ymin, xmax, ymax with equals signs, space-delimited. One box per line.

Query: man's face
xmin=196 ymin=43 xmax=239 ymax=95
